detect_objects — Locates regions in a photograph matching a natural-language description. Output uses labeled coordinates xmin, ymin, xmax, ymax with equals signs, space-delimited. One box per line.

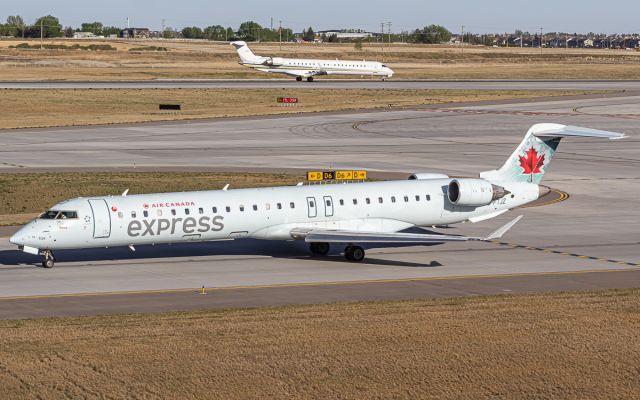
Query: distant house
xmin=120 ymin=28 xmax=150 ymax=39
xmin=317 ymin=29 xmax=374 ymax=41
xmin=73 ymin=32 xmax=96 ymax=39
xmin=584 ymin=38 xmax=594 ymax=47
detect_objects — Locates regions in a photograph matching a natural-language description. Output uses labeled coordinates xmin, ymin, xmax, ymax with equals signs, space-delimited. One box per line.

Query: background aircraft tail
xmin=230 ymin=41 xmax=261 ymax=63
xmin=480 ymin=123 xmax=625 ymax=184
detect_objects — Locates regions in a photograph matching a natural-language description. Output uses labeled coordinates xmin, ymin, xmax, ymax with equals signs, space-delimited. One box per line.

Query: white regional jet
xmin=10 ymin=123 xmax=624 ymax=268
xmin=231 ymin=41 xmax=394 ymax=81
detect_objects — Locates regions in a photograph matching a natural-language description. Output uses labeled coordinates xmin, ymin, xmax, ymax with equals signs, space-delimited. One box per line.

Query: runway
xmin=0 ymin=92 xmax=638 ymax=319
xmin=2 ymin=79 xmax=640 ymax=90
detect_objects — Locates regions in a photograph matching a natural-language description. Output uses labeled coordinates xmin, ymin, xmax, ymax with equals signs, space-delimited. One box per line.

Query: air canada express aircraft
xmin=10 ymin=123 xmax=624 ymax=268
xmin=231 ymin=41 xmax=394 ymax=81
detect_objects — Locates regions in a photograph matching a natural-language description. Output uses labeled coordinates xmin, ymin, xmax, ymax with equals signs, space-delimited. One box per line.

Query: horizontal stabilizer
xmin=532 ymin=123 xmax=626 ymax=140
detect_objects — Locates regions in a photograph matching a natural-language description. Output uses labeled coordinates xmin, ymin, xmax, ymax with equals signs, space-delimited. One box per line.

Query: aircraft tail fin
xmin=230 ymin=41 xmax=261 ymax=63
xmin=480 ymin=123 xmax=625 ymax=184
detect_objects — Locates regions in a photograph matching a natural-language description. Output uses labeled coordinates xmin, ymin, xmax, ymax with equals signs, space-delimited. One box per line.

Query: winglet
xmin=484 ymin=215 xmax=523 ymax=240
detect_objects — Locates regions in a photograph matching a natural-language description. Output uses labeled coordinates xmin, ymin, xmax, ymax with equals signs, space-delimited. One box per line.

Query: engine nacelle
xmin=447 ymin=179 xmax=508 ymax=207
xmin=408 ymin=173 xmax=449 ymax=180
xmin=262 ymin=57 xmax=285 ymax=66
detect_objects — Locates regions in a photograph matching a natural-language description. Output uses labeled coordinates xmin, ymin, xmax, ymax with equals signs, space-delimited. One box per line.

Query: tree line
xmin=0 ymin=14 xmax=455 ymax=44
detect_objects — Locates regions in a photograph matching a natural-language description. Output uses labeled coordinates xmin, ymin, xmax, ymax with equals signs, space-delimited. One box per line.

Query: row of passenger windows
xmin=119 ymin=194 xmax=431 ymax=219
xmin=291 ymin=62 xmax=367 ymax=68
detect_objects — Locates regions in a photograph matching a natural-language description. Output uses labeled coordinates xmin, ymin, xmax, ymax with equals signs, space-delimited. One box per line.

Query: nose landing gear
xmin=344 ymin=245 xmax=365 ymax=262
xmin=41 ymin=250 xmax=55 ymax=269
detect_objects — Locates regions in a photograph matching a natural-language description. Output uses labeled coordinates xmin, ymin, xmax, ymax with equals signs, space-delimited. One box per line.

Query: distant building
xmin=120 ymin=28 xmax=150 ymax=39
xmin=317 ymin=29 xmax=374 ymax=41
xmin=73 ymin=32 xmax=96 ymax=39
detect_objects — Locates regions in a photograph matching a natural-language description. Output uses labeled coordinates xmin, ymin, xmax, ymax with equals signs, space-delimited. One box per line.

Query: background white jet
xmin=231 ymin=41 xmax=394 ymax=81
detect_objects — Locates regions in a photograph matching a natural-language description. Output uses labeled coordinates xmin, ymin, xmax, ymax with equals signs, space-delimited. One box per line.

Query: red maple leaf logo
xmin=519 ymin=147 xmax=545 ymax=174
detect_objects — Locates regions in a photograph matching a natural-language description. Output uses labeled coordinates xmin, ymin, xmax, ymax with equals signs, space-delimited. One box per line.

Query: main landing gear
xmin=344 ymin=245 xmax=365 ymax=262
xmin=306 ymin=77 xmax=314 ymax=82
xmin=41 ymin=250 xmax=55 ymax=269
xmin=308 ymin=242 xmax=365 ymax=262
xmin=296 ymin=76 xmax=303 ymax=82
xmin=309 ymin=242 xmax=330 ymax=256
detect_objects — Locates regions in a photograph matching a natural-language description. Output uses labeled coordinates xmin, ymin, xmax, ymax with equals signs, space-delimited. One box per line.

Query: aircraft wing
xmin=297 ymin=216 xmax=523 ymax=244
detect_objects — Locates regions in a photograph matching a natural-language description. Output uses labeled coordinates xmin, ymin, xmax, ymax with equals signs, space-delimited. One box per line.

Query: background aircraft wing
xmin=298 ymin=216 xmax=523 ymax=244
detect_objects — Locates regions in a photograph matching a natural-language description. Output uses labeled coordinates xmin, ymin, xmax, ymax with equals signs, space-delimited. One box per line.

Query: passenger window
xmin=212 ymin=207 xmax=217 ymax=213
xmin=309 ymin=201 xmax=315 ymax=207
xmin=131 ymin=211 xmax=136 ymax=218
xmin=185 ymin=208 xmax=190 ymax=215
xmin=415 ymin=195 xmax=420 ymax=201
xmin=277 ymin=203 xmax=282 ymax=210
xmin=226 ymin=206 xmax=231 ymax=212
xmin=404 ymin=196 xmax=409 ymax=202
xmin=143 ymin=210 xmax=148 ymax=217
xmin=157 ymin=210 xmax=162 ymax=217
xmin=290 ymin=202 xmax=295 ymax=209
xmin=118 ymin=211 xmax=123 ymax=218
xmin=265 ymin=203 xmax=270 ymax=210
xmin=426 ymin=195 xmax=431 ymax=201
xmin=366 ymin=198 xmax=370 ymax=204
xmin=326 ymin=199 xmax=331 ymax=206
xmin=253 ymin=205 xmax=258 ymax=211
xmin=199 ymin=207 xmax=204 ymax=214
xmin=353 ymin=199 xmax=358 ymax=205
xmin=171 ymin=209 xmax=176 ymax=216
xmin=378 ymin=197 xmax=383 ymax=204
xmin=339 ymin=199 xmax=344 ymax=206
xmin=391 ymin=196 xmax=396 ymax=203
xmin=239 ymin=205 xmax=245 ymax=212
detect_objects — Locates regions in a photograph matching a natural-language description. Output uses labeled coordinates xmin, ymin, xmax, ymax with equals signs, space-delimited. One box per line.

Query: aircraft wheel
xmin=307 ymin=77 xmax=314 ymax=82
xmin=296 ymin=76 xmax=303 ymax=82
xmin=344 ymin=245 xmax=365 ymax=262
xmin=350 ymin=246 xmax=365 ymax=262
xmin=41 ymin=250 xmax=55 ymax=268
xmin=310 ymin=242 xmax=330 ymax=256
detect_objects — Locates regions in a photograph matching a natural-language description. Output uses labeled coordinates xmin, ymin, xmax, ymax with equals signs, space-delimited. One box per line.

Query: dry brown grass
xmin=0 ymin=289 xmax=639 ymax=399
xmin=0 ymin=172 xmax=301 ymax=225
xmin=0 ymin=88 xmax=602 ymax=129
xmin=1 ymin=38 xmax=639 ymax=80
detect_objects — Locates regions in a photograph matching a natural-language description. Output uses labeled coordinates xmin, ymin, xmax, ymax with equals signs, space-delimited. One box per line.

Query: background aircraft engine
xmin=408 ymin=173 xmax=450 ymax=180
xmin=447 ymin=179 xmax=508 ymax=207
xmin=262 ymin=57 xmax=285 ymax=66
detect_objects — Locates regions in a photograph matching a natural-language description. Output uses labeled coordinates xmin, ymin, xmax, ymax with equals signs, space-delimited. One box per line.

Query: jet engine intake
xmin=408 ymin=173 xmax=450 ymax=180
xmin=262 ymin=57 xmax=285 ymax=66
xmin=448 ymin=179 xmax=509 ymax=207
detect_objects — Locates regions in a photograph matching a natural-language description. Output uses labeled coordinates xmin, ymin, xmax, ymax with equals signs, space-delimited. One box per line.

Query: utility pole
xmin=380 ymin=22 xmax=385 ymax=62
xmin=386 ymin=22 xmax=392 ymax=48
xmin=540 ymin=27 xmax=543 ymax=53
xmin=270 ymin=17 xmax=273 ymax=31
xmin=279 ymin=20 xmax=282 ymax=51
xmin=161 ymin=19 xmax=165 ymax=34
xmin=40 ymin=19 xmax=43 ymax=50
xmin=461 ymin=25 xmax=464 ymax=53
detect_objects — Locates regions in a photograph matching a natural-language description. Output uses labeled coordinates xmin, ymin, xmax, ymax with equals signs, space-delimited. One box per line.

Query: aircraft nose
xmin=9 ymin=229 xmax=24 ymax=246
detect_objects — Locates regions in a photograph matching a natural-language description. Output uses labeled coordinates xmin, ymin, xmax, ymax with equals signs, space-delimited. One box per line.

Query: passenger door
xmin=88 ymin=199 xmax=111 ymax=238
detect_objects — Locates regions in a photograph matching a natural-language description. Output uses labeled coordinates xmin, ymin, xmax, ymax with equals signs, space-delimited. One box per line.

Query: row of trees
xmin=0 ymin=14 xmax=456 ymax=44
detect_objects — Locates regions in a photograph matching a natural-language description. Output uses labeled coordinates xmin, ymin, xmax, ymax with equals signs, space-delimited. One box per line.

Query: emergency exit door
xmin=306 ymin=197 xmax=317 ymax=218
xmin=88 ymin=199 xmax=111 ymax=238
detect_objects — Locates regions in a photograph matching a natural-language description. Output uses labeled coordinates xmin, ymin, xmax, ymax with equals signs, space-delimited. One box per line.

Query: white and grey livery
xmin=231 ymin=41 xmax=394 ymax=81
xmin=10 ymin=123 xmax=625 ymax=268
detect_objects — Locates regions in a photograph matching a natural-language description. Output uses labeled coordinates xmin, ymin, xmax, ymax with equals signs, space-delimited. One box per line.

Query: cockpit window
xmin=40 ymin=210 xmax=78 ymax=219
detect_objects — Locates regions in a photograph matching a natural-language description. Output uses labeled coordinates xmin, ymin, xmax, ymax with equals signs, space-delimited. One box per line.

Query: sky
xmin=3 ymin=0 xmax=639 ymax=34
